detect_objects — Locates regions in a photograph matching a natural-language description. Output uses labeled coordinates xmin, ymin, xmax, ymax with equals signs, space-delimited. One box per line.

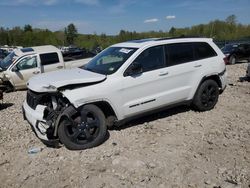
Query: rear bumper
xmin=23 ymin=100 xmax=50 ymax=141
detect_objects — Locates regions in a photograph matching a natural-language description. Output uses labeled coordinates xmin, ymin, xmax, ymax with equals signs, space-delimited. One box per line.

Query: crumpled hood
xmin=28 ymin=68 xmax=106 ymax=92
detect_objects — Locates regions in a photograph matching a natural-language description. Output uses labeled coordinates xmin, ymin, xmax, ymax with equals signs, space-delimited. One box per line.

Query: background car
xmin=222 ymin=43 xmax=250 ymax=64
xmin=0 ymin=49 xmax=8 ymax=61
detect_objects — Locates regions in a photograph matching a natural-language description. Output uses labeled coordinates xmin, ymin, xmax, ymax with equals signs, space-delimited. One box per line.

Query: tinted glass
xmin=193 ymin=42 xmax=217 ymax=60
xmin=222 ymin=44 xmax=238 ymax=52
xmin=40 ymin=53 xmax=59 ymax=66
xmin=134 ymin=45 xmax=165 ymax=72
xmin=166 ymin=43 xmax=194 ymax=66
xmin=82 ymin=47 xmax=137 ymax=75
xmin=21 ymin=48 xmax=34 ymax=53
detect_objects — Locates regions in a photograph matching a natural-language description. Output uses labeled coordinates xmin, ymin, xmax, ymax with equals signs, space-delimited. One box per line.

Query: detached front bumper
xmin=23 ymin=100 xmax=51 ymax=141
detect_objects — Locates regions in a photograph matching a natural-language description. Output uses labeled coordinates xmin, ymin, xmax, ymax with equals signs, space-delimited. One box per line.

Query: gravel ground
xmin=0 ymin=63 xmax=250 ymax=188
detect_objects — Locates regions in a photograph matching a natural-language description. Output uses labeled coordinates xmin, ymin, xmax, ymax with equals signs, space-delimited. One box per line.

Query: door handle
xmin=33 ymin=71 xmax=40 ymax=74
xmin=194 ymin=64 xmax=202 ymax=68
xmin=159 ymin=72 xmax=169 ymax=76
xmin=57 ymin=66 xmax=63 ymax=69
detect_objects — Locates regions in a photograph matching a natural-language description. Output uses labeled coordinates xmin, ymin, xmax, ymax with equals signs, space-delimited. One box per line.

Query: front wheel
xmin=192 ymin=80 xmax=219 ymax=111
xmin=58 ymin=104 xmax=107 ymax=150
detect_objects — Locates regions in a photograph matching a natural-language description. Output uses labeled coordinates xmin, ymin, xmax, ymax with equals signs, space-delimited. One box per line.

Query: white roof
xmin=14 ymin=45 xmax=60 ymax=57
xmin=112 ymin=37 xmax=213 ymax=49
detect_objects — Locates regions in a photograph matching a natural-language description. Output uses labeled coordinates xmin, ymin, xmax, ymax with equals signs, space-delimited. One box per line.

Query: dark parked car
xmin=0 ymin=49 xmax=8 ymax=61
xmin=222 ymin=43 xmax=250 ymax=64
xmin=62 ymin=47 xmax=96 ymax=61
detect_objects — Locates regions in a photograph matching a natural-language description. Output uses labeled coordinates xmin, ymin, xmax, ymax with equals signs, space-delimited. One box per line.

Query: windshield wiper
xmin=84 ymin=67 xmax=93 ymax=72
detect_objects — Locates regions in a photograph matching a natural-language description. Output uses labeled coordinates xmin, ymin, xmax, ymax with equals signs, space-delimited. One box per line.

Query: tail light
xmin=223 ymin=57 xmax=229 ymax=65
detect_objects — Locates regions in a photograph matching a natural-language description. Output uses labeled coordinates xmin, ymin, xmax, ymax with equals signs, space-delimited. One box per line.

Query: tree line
xmin=0 ymin=15 xmax=250 ymax=50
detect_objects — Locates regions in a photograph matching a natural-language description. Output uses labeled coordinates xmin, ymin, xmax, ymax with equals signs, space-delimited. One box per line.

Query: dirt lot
xmin=0 ymin=63 xmax=250 ymax=188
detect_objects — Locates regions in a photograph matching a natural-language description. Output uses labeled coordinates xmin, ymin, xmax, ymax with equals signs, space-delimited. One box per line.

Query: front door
xmin=9 ymin=55 xmax=40 ymax=89
xmin=121 ymin=45 xmax=168 ymax=117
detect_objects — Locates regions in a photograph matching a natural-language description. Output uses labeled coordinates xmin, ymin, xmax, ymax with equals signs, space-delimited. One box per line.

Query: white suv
xmin=23 ymin=37 xmax=227 ymax=150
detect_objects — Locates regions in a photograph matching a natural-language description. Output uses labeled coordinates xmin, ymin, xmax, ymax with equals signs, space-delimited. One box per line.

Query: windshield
xmin=222 ymin=44 xmax=237 ymax=52
xmin=82 ymin=47 xmax=137 ymax=75
xmin=0 ymin=52 xmax=18 ymax=70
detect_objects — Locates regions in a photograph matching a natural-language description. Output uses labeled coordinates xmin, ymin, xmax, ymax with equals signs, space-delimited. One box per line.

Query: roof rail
xmin=126 ymin=38 xmax=159 ymax=43
xmin=155 ymin=35 xmax=205 ymax=41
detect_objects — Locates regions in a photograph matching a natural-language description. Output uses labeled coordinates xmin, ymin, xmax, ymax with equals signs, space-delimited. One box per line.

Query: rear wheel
xmin=229 ymin=55 xmax=236 ymax=65
xmin=192 ymin=80 xmax=219 ymax=111
xmin=58 ymin=104 xmax=107 ymax=150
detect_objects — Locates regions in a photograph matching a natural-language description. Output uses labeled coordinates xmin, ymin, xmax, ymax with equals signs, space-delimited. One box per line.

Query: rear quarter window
xmin=40 ymin=52 xmax=59 ymax=66
xmin=166 ymin=43 xmax=194 ymax=66
xmin=193 ymin=42 xmax=217 ymax=60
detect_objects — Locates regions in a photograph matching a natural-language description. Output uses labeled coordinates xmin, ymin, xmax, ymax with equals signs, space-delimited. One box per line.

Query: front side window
xmin=40 ymin=53 xmax=59 ymax=66
xmin=82 ymin=47 xmax=137 ymax=75
xmin=133 ymin=45 xmax=165 ymax=72
xmin=166 ymin=43 xmax=194 ymax=66
xmin=16 ymin=56 xmax=37 ymax=70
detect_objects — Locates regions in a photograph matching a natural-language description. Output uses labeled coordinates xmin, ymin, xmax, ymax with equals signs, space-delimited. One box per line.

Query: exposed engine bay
xmin=26 ymin=89 xmax=75 ymax=140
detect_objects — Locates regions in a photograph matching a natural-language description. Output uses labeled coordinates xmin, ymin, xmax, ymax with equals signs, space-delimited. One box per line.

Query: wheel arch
xmin=192 ymin=74 xmax=222 ymax=100
xmin=53 ymin=100 xmax=118 ymax=137
xmin=201 ymin=74 xmax=222 ymax=88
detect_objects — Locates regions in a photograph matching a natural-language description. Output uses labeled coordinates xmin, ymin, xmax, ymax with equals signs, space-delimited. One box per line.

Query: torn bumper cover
xmin=23 ymin=100 xmax=52 ymax=141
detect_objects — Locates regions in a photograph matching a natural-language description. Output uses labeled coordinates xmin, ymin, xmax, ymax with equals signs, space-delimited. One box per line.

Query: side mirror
xmin=12 ymin=66 xmax=19 ymax=72
xmin=125 ymin=62 xmax=143 ymax=76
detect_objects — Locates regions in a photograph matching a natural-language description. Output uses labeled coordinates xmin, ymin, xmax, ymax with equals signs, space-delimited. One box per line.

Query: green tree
xmin=24 ymin=24 xmax=33 ymax=32
xmin=64 ymin=23 xmax=78 ymax=45
xmin=169 ymin=27 xmax=176 ymax=36
xmin=226 ymin=15 xmax=237 ymax=25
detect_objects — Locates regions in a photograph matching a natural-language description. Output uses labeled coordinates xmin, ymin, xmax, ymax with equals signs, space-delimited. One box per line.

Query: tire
xmin=192 ymin=80 xmax=219 ymax=111
xmin=58 ymin=104 xmax=107 ymax=150
xmin=229 ymin=55 xmax=236 ymax=65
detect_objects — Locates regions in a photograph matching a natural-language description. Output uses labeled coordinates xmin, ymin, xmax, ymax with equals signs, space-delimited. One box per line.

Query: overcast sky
xmin=0 ymin=0 xmax=250 ymax=35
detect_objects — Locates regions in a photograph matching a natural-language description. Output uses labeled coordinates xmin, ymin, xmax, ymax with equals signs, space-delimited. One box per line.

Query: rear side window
xmin=193 ymin=42 xmax=217 ymax=60
xmin=134 ymin=45 xmax=165 ymax=72
xmin=166 ymin=43 xmax=194 ymax=66
xmin=40 ymin=53 xmax=59 ymax=66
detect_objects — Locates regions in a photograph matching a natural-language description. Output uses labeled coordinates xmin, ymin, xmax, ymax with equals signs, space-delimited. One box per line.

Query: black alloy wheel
xmin=192 ymin=80 xmax=219 ymax=111
xmin=58 ymin=104 xmax=107 ymax=150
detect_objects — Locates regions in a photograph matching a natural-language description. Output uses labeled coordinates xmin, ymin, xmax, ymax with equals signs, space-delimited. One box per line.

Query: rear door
xmin=39 ymin=52 xmax=64 ymax=73
xmin=162 ymin=42 xmax=199 ymax=102
xmin=164 ymin=42 xmax=218 ymax=101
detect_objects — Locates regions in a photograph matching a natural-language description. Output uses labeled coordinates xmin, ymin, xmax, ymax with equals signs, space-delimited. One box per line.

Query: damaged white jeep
xmin=23 ymin=37 xmax=227 ymax=150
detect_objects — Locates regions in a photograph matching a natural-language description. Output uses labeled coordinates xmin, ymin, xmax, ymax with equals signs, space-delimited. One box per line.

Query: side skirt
xmin=115 ymin=100 xmax=192 ymax=127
